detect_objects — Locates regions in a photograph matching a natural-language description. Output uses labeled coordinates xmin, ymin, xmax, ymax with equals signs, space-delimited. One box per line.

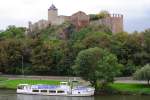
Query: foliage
xmin=0 ymin=25 xmax=25 ymax=39
xmin=0 ymin=24 xmax=149 ymax=79
xmin=134 ymin=64 xmax=150 ymax=85
xmin=111 ymin=32 xmax=148 ymax=76
xmin=74 ymin=47 xmax=121 ymax=90
xmin=90 ymin=11 xmax=110 ymax=20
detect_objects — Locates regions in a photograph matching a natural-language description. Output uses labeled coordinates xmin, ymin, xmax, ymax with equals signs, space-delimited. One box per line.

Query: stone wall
xmin=70 ymin=11 xmax=90 ymax=30
xmin=28 ymin=20 xmax=49 ymax=32
xmin=52 ymin=16 xmax=70 ymax=25
xmin=90 ymin=14 xmax=123 ymax=33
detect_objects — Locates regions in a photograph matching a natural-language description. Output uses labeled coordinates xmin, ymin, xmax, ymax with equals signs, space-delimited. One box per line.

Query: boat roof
xmin=31 ymin=85 xmax=60 ymax=90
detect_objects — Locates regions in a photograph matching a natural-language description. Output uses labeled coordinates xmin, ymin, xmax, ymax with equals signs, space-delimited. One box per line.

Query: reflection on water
xmin=0 ymin=90 xmax=150 ymax=100
xmin=17 ymin=94 xmax=94 ymax=100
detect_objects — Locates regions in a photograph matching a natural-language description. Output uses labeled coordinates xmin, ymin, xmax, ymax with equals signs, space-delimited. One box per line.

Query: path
xmin=0 ymin=75 xmax=148 ymax=84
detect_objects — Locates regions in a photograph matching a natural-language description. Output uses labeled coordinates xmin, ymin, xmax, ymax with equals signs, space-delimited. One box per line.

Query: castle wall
xmin=29 ymin=20 xmax=49 ymax=32
xmin=52 ymin=16 xmax=69 ymax=25
xmin=90 ymin=14 xmax=123 ymax=33
xmin=70 ymin=11 xmax=90 ymax=30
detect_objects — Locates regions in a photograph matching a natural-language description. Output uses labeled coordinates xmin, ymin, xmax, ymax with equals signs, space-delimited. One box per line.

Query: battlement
xmin=109 ymin=14 xmax=123 ymax=18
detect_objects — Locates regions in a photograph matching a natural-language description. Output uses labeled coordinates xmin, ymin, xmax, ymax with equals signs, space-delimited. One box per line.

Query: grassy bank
xmin=0 ymin=77 xmax=60 ymax=89
xmin=109 ymin=83 xmax=150 ymax=95
xmin=0 ymin=77 xmax=8 ymax=81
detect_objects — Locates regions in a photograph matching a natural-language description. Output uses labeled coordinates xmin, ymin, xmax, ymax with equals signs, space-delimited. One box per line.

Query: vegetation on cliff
xmin=0 ymin=24 xmax=150 ymax=86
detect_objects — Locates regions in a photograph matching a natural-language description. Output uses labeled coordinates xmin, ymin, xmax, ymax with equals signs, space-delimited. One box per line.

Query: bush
xmin=134 ymin=64 xmax=150 ymax=85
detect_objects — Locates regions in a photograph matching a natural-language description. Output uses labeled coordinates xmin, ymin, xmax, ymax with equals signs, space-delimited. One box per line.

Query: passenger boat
xmin=17 ymin=81 xmax=95 ymax=96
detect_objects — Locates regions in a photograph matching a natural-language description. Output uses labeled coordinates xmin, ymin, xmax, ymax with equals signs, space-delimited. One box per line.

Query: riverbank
xmin=0 ymin=77 xmax=150 ymax=95
xmin=109 ymin=83 xmax=150 ymax=95
xmin=0 ymin=78 xmax=60 ymax=89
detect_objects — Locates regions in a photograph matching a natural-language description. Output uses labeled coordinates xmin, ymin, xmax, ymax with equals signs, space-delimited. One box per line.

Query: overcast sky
xmin=0 ymin=0 xmax=150 ymax=32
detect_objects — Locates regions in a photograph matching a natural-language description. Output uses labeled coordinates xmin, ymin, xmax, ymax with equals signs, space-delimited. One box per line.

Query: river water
xmin=0 ymin=90 xmax=150 ymax=100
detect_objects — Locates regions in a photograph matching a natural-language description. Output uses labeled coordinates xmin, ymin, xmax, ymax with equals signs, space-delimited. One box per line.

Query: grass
xmin=0 ymin=78 xmax=60 ymax=89
xmin=0 ymin=77 xmax=8 ymax=81
xmin=109 ymin=83 xmax=150 ymax=94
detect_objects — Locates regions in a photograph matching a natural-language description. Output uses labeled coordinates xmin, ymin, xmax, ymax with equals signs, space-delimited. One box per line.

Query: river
xmin=0 ymin=90 xmax=150 ymax=100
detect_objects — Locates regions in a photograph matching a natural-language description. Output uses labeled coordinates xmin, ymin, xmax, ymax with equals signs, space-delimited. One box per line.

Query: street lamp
xmin=22 ymin=56 xmax=24 ymax=76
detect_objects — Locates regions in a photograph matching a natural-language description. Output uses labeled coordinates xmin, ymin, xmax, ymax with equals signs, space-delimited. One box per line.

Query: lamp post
xmin=22 ymin=56 xmax=24 ymax=76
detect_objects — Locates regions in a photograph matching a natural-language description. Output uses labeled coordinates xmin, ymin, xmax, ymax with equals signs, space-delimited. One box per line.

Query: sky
xmin=0 ymin=0 xmax=150 ymax=32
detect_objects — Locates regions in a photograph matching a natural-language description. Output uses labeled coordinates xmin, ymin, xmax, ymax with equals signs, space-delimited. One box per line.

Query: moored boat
xmin=17 ymin=81 xmax=95 ymax=96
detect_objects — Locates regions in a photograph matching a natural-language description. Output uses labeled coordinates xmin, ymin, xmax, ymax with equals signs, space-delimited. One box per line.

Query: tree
xmin=74 ymin=47 xmax=121 ymax=90
xmin=97 ymin=11 xmax=110 ymax=19
xmin=134 ymin=64 xmax=150 ymax=85
xmin=89 ymin=11 xmax=110 ymax=20
xmin=0 ymin=25 xmax=25 ymax=39
xmin=82 ymin=33 xmax=111 ymax=49
xmin=111 ymin=32 xmax=145 ymax=76
xmin=31 ymin=39 xmax=64 ymax=75
xmin=0 ymin=39 xmax=25 ymax=74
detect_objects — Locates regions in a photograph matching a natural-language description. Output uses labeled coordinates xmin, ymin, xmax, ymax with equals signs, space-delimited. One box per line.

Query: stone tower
xmin=48 ymin=4 xmax=58 ymax=25
xmin=111 ymin=14 xmax=123 ymax=33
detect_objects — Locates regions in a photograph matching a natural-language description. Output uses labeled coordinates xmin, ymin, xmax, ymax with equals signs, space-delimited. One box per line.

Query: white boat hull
xmin=17 ymin=83 xmax=95 ymax=97
xmin=17 ymin=91 xmax=94 ymax=97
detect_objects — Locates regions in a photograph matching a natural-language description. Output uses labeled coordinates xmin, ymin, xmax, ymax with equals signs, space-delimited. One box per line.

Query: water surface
xmin=0 ymin=90 xmax=150 ymax=100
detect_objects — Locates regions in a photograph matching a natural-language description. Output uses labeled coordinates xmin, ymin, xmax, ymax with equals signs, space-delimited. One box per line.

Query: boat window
xmin=57 ymin=90 xmax=65 ymax=93
xmin=17 ymin=86 xmax=24 ymax=89
xmin=41 ymin=90 xmax=47 ymax=93
xmin=49 ymin=90 xmax=56 ymax=93
xmin=32 ymin=90 xmax=39 ymax=92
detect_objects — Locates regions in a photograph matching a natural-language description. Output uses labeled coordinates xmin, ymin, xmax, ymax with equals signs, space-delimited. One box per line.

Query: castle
xmin=28 ymin=4 xmax=123 ymax=34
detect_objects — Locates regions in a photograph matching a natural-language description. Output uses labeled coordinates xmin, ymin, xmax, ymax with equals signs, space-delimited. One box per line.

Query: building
xmin=71 ymin=11 xmax=90 ymax=30
xmin=48 ymin=4 xmax=70 ymax=25
xmin=28 ymin=4 xmax=123 ymax=34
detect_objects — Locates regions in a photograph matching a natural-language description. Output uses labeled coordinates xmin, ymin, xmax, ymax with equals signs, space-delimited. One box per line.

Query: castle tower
xmin=111 ymin=14 xmax=123 ymax=33
xmin=48 ymin=4 xmax=58 ymax=25
xmin=28 ymin=21 xmax=32 ymax=32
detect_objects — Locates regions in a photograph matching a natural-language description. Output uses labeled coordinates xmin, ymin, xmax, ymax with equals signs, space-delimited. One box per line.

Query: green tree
xmin=0 ymin=39 xmax=25 ymax=74
xmin=31 ymin=39 xmax=63 ymax=75
xmin=0 ymin=25 xmax=25 ymax=39
xmin=89 ymin=11 xmax=110 ymax=20
xmin=82 ymin=33 xmax=111 ymax=49
xmin=134 ymin=64 xmax=150 ymax=85
xmin=97 ymin=11 xmax=110 ymax=19
xmin=74 ymin=47 xmax=121 ymax=90
xmin=111 ymin=32 xmax=145 ymax=76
